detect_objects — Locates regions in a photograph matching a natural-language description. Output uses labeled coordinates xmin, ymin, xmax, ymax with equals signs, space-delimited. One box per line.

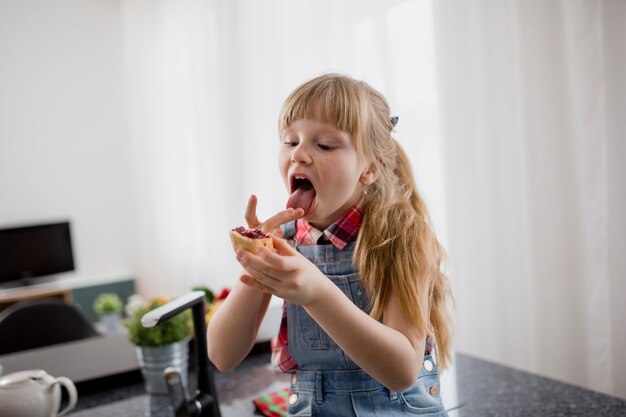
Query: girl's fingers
xmin=244 ymin=195 xmax=261 ymax=228
xmin=271 ymin=234 xmax=299 ymax=256
xmin=244 ymin=195 xmax=303 ymax=232
xmin=240 ymin=274 xmax=277 ymax=295
xmin=236 ymin=250 xmax=282 ymax=283
xmin=258 ymin=245 xmax=299 ymax=272
xmin=262 ymin=207 xmax=304 ymax=233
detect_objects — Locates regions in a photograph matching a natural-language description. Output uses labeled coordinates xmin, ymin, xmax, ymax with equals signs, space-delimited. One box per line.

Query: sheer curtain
xmin=120 ymin=0 xmax=625 ymax=399
xmin=119 ymin=0 xmax=445 ymax=303
xmin=432 ymin=0 xmax=626 ymax=398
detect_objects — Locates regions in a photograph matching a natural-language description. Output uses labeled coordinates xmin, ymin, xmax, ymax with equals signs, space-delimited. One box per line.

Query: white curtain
xmin=432 ymin=0 xmax=626 ymax=398
xmin=120 ymin=0 xmax=446 ymax=304
xmin=120 ymin=0 xmax=625 ymax=399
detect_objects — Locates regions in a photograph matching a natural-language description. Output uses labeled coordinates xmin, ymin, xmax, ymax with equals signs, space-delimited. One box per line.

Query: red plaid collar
xmin=294 ymin=196 xmax=365 ymax=250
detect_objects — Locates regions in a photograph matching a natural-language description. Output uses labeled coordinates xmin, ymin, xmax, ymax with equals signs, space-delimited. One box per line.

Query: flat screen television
xmin=0 ymin=221 xmax=75 ymax=287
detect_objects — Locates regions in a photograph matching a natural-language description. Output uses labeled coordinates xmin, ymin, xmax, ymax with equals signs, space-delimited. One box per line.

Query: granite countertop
xmin=449 ymin=354 xmax=626 ymax=416
xmin=69 ymin=345 xmax=626 ymax=417
xmin=71 ymin=346 xmax=290 ymax=417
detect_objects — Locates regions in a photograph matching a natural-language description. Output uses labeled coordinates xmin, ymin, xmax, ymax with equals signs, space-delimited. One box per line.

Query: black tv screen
xmin=0 ymin=222 xmax=74 ymax=285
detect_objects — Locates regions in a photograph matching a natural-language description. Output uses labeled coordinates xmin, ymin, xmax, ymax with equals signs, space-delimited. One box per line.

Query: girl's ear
xmin=360 ymin=162 xmax=381 ymax=186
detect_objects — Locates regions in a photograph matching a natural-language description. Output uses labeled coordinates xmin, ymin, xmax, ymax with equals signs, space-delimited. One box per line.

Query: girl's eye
xmin=318 ymin=144 xmax=332 ymax=151
xmin=283 ymin=141 xmax=298 ymax=147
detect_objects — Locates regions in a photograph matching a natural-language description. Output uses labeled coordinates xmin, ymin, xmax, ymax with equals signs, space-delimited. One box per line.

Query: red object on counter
xmin=252 ymin=388 xmax=290 ymax=417
xmin=215 ymin=288 xmax=231 ymax=301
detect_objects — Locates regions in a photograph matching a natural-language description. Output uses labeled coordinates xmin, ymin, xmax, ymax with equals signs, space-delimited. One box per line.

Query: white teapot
xmin=0 ymin=369 xmax=77 ymax=417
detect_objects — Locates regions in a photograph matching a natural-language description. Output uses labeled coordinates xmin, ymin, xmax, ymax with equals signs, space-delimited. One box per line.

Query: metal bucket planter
xmin=99 ymin=312 xmax=123 ymax=335
xmin=135 ymin=338 xmax=190 ymax=395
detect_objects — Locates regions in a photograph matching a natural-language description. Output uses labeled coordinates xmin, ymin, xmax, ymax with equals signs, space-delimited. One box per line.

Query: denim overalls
xmin=282 ymin=221 xmax=448 ymax=417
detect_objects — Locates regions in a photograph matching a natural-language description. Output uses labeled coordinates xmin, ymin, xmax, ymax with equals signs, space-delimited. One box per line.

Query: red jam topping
xmin=232 ymin=226 xmax=269 ymax=239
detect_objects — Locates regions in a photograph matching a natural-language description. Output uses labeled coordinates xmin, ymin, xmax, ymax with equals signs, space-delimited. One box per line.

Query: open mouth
xmin=287 ymin=175 xmax=317 ymax=216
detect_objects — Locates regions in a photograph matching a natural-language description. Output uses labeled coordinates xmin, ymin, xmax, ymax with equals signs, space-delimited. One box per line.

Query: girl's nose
xmin=290 ymin=144 xmax=312 ymax=164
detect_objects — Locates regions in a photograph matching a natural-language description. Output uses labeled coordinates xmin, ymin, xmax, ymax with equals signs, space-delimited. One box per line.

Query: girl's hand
xmin=244 ymin=194 xmax=304 ymax=234
xmin=236 ymin=236 xmax=330 ymax=306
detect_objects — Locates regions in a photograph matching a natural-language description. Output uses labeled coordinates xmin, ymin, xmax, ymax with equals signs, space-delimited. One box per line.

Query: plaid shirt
xmin=294 ymin=196 xmax=365 ymax=249
xmin=271 ymin=197 xmax=365 ymax=372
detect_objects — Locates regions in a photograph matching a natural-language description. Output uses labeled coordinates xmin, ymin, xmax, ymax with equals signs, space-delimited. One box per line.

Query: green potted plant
xmin=93 ymin=292 xmax=124 ymax=335
xmin=124 ymin=296 xmax=192 ymax=395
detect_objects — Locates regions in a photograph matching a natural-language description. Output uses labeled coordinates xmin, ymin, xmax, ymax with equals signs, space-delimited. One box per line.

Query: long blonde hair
xmin=279 ymin=74 xmax=454 ymax=371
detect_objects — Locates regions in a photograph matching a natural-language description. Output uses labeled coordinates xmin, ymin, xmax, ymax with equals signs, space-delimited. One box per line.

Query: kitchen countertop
xmin=447 ymin=353 xmax=625 ymax=416
xmin=71 ymin=344 xmax=290 ymax=416
xmin=67 ymin=343 xmax=626 ymax=417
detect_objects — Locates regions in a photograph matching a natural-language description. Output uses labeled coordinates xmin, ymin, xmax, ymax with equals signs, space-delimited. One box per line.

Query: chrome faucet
xmin=142 ymin=291 xmax=222 ymax=417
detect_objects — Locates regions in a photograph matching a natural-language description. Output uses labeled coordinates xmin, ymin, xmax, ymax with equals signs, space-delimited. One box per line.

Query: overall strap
xmin=280 ymin=220 xmax=297 ymax=240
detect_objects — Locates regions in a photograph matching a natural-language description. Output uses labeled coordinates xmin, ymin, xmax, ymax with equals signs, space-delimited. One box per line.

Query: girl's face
xmin=279 ymin=118 xmax=369 ymax=230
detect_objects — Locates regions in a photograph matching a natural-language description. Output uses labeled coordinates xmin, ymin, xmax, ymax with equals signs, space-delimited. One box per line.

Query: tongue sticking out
xmin=287 ymin=184 xmax=316 ymax=216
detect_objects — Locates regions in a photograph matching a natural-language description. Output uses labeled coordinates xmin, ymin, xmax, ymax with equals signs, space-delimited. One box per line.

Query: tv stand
xmin=0 ymin=271 xmax=135 ymax=322
xmin=0 ymin=288 xmax=73 ymax=312
xmin=0 ymin=274 xmax=64 ymax=290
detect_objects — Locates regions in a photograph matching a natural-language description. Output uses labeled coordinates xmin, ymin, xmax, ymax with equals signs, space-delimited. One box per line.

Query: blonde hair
xmin=279 ymin=74 xmax=454 ymax=371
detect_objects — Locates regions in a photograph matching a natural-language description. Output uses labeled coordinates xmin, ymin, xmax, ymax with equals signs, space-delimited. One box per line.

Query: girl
xmin=207 ymin=74 xmax=453 ymax=416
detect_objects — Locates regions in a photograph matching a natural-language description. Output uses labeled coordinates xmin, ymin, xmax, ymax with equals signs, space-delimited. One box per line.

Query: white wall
xmin=0 ymin=0 xmax=134 ymax=278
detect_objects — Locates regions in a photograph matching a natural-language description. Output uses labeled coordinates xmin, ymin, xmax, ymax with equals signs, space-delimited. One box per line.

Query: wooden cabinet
xmin=0 ymin=273 xmax=135 ymax=321
xmin=0 ymin=288 xmax=73 ymax=313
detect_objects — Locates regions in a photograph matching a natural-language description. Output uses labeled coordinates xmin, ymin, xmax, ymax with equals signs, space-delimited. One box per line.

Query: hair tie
xmin=390 ymin=116 xmax=399 ymax=127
